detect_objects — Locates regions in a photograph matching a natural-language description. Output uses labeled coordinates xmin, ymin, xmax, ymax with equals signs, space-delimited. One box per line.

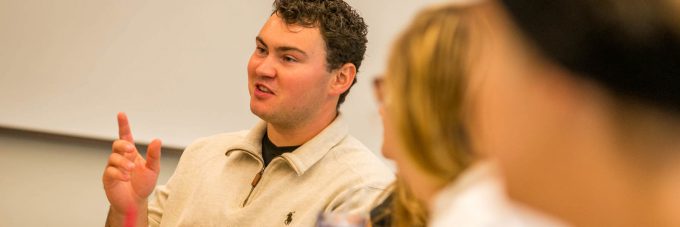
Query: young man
xmin=102 ymin=0 xmax=393 ymax=226
xmin=470 ymin=1 xmax=680 ymax=226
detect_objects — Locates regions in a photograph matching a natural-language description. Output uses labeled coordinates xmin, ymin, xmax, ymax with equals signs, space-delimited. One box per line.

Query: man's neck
xmin=266 ymin=110 xmax=338 ymax=147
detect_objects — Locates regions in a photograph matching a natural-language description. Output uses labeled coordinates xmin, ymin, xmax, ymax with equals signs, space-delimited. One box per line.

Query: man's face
xmin=247 ymin=15 xmax=334 ymax=126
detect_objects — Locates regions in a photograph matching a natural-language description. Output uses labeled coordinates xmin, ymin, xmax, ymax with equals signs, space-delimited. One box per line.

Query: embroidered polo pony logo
xmin=285 ymin=211 xmax=295 ymax=225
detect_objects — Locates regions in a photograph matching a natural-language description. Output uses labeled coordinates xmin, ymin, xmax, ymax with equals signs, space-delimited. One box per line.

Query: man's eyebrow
xmin=256 ymin=36 xmax=308 ymax=58
xmin=277 ymin=46 xmax=307 ymax=58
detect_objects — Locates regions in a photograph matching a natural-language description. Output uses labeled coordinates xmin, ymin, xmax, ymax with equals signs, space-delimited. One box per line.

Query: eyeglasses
xmin=372 ymin=76 xmax=385 ymax=105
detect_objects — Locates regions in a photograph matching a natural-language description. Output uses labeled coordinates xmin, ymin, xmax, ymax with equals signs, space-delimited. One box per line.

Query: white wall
xmin=0 ymin=130 xmax=181 ymax=227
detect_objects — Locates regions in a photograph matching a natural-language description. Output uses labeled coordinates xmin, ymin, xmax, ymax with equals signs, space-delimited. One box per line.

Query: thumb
xmin=145 ymin=139 xmax=162 ymax=172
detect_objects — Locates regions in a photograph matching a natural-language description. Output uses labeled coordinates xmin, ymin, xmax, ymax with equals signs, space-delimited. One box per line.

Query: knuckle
xmin=104 ymin=166 xmax=119 ymax=176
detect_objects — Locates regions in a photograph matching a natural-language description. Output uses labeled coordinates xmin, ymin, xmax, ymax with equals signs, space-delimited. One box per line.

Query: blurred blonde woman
xmin=369 ymin=3 xmax=477 ymax=227
xmin=372 ymin=2 xmax=567 ymax=226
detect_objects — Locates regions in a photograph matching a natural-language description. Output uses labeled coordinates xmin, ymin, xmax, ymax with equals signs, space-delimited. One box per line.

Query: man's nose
xmin=255 ymin=55 xmax=276 ymax=78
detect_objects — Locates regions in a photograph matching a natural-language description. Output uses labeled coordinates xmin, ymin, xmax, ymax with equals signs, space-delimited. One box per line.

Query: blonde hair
xmin=385 ymin=4 xmax=479 ymax=184
xmin=391 ymin=179 xmax=427 ymax=227
xmin=380 ymin=4 xmax=484 ymax=226
xmin=370 ymin=179 xmax=427 ymax=227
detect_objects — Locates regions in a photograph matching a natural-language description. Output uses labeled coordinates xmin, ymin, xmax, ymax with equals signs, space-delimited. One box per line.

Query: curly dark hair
xmin=272 ymin=0 xmax=368 ymax=107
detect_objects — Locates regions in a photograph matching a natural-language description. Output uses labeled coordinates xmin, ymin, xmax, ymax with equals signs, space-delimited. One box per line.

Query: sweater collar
xmin=225 ymin=113 xmax=349 ymax=176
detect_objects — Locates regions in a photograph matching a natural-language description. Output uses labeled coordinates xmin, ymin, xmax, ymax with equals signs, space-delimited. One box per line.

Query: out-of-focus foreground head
xmin=501 ymin=0 xmax=680 ymax=112
xmin=474 ymin=0 xmax=680 ymax=226
xmin=381 ymin=3 xmax=483 ymax=205
xmin=272 ymin=0 xmax=367 ymax=107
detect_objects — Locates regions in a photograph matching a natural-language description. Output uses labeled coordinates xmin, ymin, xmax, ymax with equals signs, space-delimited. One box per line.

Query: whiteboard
xmin=0 ymin=0 xmax=446 ymax=151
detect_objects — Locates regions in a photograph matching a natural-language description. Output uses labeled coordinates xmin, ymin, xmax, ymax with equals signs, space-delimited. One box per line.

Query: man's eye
xmin=255 ymin=47 xmax=267 ymax=55
xmin=283 ymin=56 xmax=297 ymax=62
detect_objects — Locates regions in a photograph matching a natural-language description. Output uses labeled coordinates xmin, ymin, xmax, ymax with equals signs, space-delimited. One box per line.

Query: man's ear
xmin=329 ymin=63 xmax=357 ymax=96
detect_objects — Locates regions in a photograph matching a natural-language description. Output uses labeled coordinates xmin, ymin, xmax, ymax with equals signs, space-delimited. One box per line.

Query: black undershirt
xmin=261 ymin=132 xmax=300 ymax=167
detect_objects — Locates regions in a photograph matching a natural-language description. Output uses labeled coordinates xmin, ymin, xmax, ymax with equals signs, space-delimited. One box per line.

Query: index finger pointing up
xmin=117 ymin=112 xmax=135 ymax=142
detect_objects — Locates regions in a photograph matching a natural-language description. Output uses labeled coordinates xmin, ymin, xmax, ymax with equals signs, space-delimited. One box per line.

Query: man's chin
xmin=250 ymin=105 xmax=271 ymax=121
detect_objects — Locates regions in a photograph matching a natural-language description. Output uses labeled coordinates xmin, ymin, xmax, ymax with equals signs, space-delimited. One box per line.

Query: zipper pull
xmin=251 ymin=169 xmax=263 ymax=187
xmin=242 ymin=169 xmax=264 ymax=207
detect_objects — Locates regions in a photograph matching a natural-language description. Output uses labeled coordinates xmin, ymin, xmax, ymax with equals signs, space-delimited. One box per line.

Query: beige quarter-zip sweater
xmin=148 ymin=114 xmax=394 ymax=226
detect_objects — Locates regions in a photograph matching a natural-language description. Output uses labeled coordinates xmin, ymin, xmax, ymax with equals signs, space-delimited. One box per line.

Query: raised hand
xmin=103 ymin=112 xmax=162 ymax=225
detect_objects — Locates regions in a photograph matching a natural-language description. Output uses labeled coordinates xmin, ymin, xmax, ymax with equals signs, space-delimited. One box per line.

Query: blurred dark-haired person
xmin=102 ymin=0 xmax=393 ymax=226
xmin=470 ymin=0 xmax=680 ymax=226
